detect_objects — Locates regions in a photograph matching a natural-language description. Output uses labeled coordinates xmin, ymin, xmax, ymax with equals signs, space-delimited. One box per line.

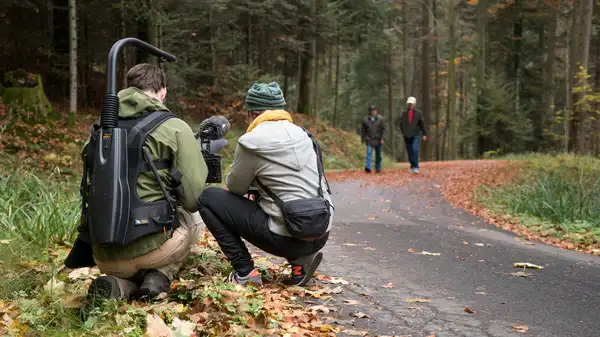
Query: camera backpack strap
xmin=82 ymin=110 xmax=182 ymax=246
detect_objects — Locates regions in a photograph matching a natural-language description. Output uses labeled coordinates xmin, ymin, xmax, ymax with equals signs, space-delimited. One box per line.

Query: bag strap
xmin=127 ymin=110 xmax=175 ymax=146
xmin=255 ymin=127 xmax=329 ymax=205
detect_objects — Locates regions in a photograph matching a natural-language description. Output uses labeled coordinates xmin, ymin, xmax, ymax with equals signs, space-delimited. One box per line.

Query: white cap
xmin=407 ymin=96 xmax=417 ymax=104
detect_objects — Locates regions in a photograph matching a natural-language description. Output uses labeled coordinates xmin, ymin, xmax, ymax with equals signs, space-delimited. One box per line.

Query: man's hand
xmin=380 ymin=139 xmax=385 ymax=145
xmin=244 ymin=193 xmax=256 ymax=201
xmin=423 ymin=136 xmax=428 ymax=141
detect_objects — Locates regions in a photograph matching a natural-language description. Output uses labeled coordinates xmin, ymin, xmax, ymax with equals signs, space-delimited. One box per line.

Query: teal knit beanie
xmin=245 ymin=82 xmax=287 ymax=111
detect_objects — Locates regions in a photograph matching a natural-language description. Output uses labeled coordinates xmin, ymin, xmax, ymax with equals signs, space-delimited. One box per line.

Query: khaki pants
xmin=95 ymin=209 xmax=204 ymax=281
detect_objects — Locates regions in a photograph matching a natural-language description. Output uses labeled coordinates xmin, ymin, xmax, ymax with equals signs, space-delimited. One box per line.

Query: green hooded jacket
xmin=90 ymin=87 xmax=208 ymax=261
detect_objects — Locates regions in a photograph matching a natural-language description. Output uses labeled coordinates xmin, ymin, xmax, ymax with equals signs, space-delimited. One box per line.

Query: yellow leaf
xmin=513 ymin=262 xmax=543 ymax=269
xmin=466 ymin=0 xmax=478 ymax=4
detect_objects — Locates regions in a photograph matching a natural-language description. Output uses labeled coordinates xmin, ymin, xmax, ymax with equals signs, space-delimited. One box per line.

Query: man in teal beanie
xmin=198 ymin=82 xmax=334 ymax=287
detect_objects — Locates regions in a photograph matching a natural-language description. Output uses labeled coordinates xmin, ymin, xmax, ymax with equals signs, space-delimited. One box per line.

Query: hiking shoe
xmin=414 ymin=168 xmax=420 ymax=174
xmin=283 ymin=252 xmax=323 ymax=286
xmin=227 ymin=269 xmax=263 ymax=287
xmin=365 ymin=167 xmax=372 ymax=173
xmin=139 ymin=269 xmax=171 ymax=299
xmin=80 ymin=275 xmax=137 ymax=318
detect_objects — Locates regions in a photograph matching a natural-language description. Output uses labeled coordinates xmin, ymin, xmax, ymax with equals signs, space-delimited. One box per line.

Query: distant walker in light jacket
xmin=361 ymin=105 xmax=387 ymax=173
xmin=397 ymin=97 xmax=427 ymax=174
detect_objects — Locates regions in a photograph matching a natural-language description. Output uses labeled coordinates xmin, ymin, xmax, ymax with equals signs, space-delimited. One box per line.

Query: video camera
xmin=195 ymin=115 xmax=230 ymax=184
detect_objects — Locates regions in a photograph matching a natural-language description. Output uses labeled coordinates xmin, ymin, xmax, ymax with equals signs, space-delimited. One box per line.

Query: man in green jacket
xmin=397 ymin=96 xmax=427 ymax=174
xmin=80 ymin=64 xmax=208 ymax=307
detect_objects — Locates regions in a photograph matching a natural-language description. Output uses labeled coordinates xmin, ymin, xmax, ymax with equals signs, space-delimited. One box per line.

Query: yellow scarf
xmin=246 ymin=110 xmax=294 ymax=132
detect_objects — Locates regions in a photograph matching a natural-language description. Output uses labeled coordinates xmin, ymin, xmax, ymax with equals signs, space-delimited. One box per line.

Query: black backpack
xmin=80 ymin=110 xmax=182 ymax=247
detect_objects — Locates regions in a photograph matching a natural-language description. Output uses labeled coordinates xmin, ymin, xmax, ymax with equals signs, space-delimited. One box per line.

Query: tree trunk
xmin=283 ymin=53 xmax=289 ymax=99
xmin=387 ymin=12 xmax=395 ymax=160
xmin=421 ymin=0 xmax=432 ymax=161
xmin=475 ymin=0 xmax=488 ymax=156
xmin=446 ymin=0 xmax=457 ymax=160
xmin=541 ymin=5 xmax=557 ymax=150
xmin=333 ymin=34 xmax=341 ymax=128
xmin=68 ymin=0 xmax=77 ymax=124
xmin=569 ymin=0 xmax=594 ymax=154
xmin=432 ymin=0 xmax=440 ymax=160
xmin=311 ymin=0 xmax=318 ymax=121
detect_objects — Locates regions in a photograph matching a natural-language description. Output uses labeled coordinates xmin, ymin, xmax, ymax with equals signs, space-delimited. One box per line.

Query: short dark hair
xmin=126 ymin=63 xmax=166 ymax=93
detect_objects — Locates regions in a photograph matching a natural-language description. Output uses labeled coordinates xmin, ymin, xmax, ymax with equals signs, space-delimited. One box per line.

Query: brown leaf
xmin=464 ymin=307 xmax=475 ymax=314
xmin=344 ymin=300 xmax=360 ymax=305
xmin=408 ymin=248 xmax=416 ymax=253
xmin=351 ymin=312 xmax=370 ymax=319
xmin=316 ymin=275 xmax=350 ymax=285
xmin=512 ymin=324 xmax=529 ymax=333
xmin=405 ymin=298 xmax=431 ymax=303
xmin=308 ymin=305 xmax=335 ymax=314
xmin=383 ymin=282 xmax=394 ymax=288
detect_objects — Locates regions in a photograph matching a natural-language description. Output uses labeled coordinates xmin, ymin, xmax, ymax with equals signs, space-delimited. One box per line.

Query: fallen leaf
xmin=475 ymin=243 xmax=484 ymax=247
xmin=171 ymin=318 xmax=196 ymax=337
xmin=351 ymin=312 xmax=370 ymax=318
xmin=144 ymin=314 xmax=174 ymax=337
xmin=463 ymin=241 xmax=469 ymax=245
xmin=308 ymin=305 xmax=335 ymax=314
xmin=2 ymin=313 xmax=12 ymax=327
xmin=510 ymin=271 xmax=531 ymax=277
xmin=319 ymin=325 xmax=341 ymax=333
xmin=513 ymin=262 xmax=543 ymax=269
xmin=68 ymin=267 xmax=99 ymax=280
xmin=464 ymin=307 xmax=475 ymax=314
xmin=44 ymin=278 xmax=65 ymax=295
xmin=520 ymin=241 xmax=535 ymax=246
xmin=512 ymin=324 xmax=529 ymax=333
xmin=474 ymin=292 xmax=487 ymax=295
xmin=343 ymin=328 xmax=368 ymax=336
xmin=343 ymin=243 xmax=362 ymax=247
xmin=405 ymin=298 xmax=431 ymax=303
xmin=408 ymin=248 xmax=415 ymax=253
xmin=383 ymin=282 xmax=394 ymax=288
xmin=363 ymin=247 xmax=376 ymax=251
xmin=419 ymin=251 xmax=441 ymax=256
xmin=316 ymin=275 xmax=349 ymax=285
xmin=457 ymin=256 xmax=466 ymax=260
xmin=0 ymin=240 xmax=11 ymax=244
xmin=368 ymin=217 xmax=377 ymax=220
xmin=344 ymin=300 xmax=360 ymax=305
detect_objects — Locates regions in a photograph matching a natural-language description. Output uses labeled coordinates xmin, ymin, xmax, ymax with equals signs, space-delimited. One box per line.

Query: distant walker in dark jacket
xmin=396 ymin=97 xmax=427 ymax=174
xmin=361 ymin=105 xmax=387 ymax=173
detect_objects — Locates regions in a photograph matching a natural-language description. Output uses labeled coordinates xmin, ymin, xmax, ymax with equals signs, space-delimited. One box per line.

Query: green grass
xmin=478 ymin=153 xmax=600 ymax=244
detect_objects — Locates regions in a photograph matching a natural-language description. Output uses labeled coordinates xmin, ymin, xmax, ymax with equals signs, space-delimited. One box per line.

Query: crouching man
xmin=198 ymin=82 xmax=333 ymax=287
xmin=65 ymin=63 xmax=208 ymax=311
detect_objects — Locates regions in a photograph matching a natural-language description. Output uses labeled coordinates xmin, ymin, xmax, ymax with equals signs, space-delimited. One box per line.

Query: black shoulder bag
xmin=255 ymin=130 xmax=332 ymax=240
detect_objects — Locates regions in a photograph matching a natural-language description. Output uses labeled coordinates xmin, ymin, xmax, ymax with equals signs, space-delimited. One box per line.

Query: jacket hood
xmin=117 ymin=87 xmax=169 ymax=118
xmin=238 ymin=121 xmax=314 ymax=171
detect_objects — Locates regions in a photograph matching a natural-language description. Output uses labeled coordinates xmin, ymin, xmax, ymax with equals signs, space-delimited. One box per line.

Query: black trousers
xmin=198 ymin=187 xmax=328 ymax=276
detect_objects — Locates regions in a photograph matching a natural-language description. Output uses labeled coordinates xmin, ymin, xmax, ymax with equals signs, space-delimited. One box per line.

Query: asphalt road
xmin=316 ymin=179 xmax=600 ymax=337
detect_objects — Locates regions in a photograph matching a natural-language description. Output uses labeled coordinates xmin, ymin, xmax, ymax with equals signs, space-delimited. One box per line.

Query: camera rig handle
xmin=101 ymin=38 xmax=176 ymax=128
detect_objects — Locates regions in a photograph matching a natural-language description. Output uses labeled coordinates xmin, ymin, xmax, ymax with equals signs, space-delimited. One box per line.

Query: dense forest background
xmin=1 ymin=0 xmax=598 ymax=161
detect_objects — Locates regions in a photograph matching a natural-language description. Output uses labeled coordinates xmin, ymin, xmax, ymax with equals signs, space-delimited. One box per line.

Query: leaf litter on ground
xmin=5 ymin=228 xmax=345 ymax=337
